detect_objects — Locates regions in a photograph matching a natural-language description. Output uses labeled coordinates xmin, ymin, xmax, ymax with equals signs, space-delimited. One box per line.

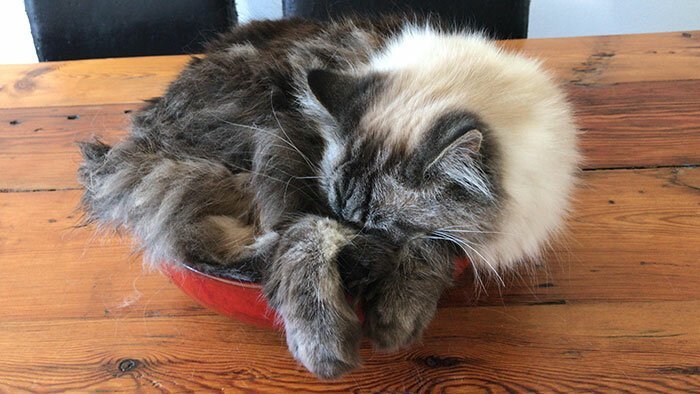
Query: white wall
xmin=235 ymin=0 xmax=700 ymax=37
xmin=0 ymin=0 xmax=38 ymax=64
xmin=529 ymin=0 xmax=700 ymax=38
xmin=235 ymin=0 xmax=282 ymax=22
xmin=1 ymin=0 xmax=699 ymax=64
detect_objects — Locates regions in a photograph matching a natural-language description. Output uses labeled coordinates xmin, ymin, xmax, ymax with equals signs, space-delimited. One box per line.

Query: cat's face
xmin=307 ymin=70 xmax=501 ymax=245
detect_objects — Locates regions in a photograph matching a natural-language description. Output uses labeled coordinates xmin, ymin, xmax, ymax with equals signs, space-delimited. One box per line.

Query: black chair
xmin=25 ymin=0 xmax=529 ymax=62
xmin=284 ymin=0 xmax=530 ymax=39
xmin=25 ymin=0 xmax=237 ymax=61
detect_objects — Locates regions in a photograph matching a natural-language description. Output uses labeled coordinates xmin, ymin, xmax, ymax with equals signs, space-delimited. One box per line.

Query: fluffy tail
xmin=77 ymin=139 xmax=114 ymax=222
xmin=76 ymin=138 xmax=262 ymax=281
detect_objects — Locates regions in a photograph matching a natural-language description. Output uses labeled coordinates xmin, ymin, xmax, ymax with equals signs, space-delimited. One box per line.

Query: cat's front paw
xmin=363 ymin=294 xmax=438 ymax=351
xmin=284 ymin=313 xmax=362 ymax=379
xmin=265 ymin=215 xmax=363 ymax=379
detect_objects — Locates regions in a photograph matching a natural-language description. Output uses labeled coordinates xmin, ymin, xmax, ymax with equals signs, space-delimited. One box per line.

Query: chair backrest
xmin=25 ymin=0 xmax=236 ymax=61
xmin=25 ymin=0 xmax=529 ymax=62
xmin=284 ymin=0 xmax=530 ymax=39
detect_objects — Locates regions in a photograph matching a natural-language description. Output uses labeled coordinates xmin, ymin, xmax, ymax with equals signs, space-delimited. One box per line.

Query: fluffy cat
xmin=77 ymin=17 xmax=579 ymax=378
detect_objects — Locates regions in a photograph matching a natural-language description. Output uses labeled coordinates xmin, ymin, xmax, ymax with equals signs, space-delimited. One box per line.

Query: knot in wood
xmin=118 ymin=358 xmax=139 ymax=372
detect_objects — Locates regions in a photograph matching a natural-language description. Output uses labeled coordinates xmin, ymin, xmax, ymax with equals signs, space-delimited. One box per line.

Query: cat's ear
xmin=413 ymin=114 xmax=483 ymax=180
xmin=307 ymin=69 xmax=363 ymax=120
xmin=424 ymin=128 xmax=482 ymax=174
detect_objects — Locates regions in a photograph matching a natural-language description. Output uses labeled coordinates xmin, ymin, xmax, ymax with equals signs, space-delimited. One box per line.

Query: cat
xmin=77 ymin=17 xmax=580 ymax=378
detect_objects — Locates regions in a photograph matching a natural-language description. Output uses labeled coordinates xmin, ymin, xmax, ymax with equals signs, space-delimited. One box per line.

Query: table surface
xmin=1 ymin=30 xmax=699 ymax=392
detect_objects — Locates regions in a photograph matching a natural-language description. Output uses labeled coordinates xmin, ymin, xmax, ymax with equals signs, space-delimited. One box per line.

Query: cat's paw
xmin=363 ymin=295 xmax=437 ymax=351
xmin=263 ymin=215 xmax=364 ymax=378
xmin=284 ymin=314 xmax=362 ymax=379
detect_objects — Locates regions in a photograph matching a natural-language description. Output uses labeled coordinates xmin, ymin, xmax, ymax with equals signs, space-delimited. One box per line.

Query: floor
xmin=0 ymin=31 xmax=698 ymax=392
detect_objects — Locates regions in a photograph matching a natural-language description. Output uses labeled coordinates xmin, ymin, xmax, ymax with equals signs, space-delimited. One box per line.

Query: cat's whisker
xmin=282 ymin=176 xmax=295 ymax=205
xmin=220 ymin=162 xmax=286 ymax=184
xmin=219 ymin=161 xmax=319 ymax=202
xmin=211 ymin=114 xmax=320 ymax=172
xmin=436 ymin=228 xmax=512 ymax=235
xmin=425 ymin=234 xmax=487 ymax=294
xmin=269 ymin=91 xmax=321 ymax=173
xmin=435 ymin=225 xmax=514 ymax=236
xmin=463 ymin=247 xmax=487 ymax=296
xmin=434 ymin=230 xmax=505 ymax=287
xmin=294 ymin=176 xmax=322 ymax=180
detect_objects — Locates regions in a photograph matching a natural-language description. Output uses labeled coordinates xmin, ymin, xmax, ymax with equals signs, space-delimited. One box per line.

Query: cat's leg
xmin=264 ymin=215 xmax=362 ymax=379
xmin=78 ymin=140 xmax=262 ymax=279
xmin=362 ymin=239 xmax=455 ymax=351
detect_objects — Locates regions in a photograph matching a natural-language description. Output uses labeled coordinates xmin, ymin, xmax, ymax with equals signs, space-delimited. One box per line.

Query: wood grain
xmin=0 ymin=56 xmax=188 ymax=109
xmin=0 ymin=302 xmax=697 ymax=392
xmin=1 ymin=31 xmax=699 ymax=392
xmin=1 ymin=79 xmax=699 ymax=189
xmin=0 ymin=31 xmax=697 ymax=109
xmin=1 ymin=168 xmax=697 ymax=323
xmin=569 ymin=79 xmax=700 ymax=169
xmin=502 ymin=30 xmax=700 ymax=85
xmin=0 ymin=104 xmax=134 ymax=190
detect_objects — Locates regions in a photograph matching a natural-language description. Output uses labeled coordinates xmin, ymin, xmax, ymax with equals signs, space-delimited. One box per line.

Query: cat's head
xmin=301 ymin=29 xmax=579 ymax=270
xmin=306 ymin=69 xmax=502 ymax=245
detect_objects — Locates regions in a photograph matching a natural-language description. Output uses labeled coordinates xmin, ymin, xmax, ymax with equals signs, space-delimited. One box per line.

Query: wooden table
xmin=1 ymin=31 xmax=699 ymax=392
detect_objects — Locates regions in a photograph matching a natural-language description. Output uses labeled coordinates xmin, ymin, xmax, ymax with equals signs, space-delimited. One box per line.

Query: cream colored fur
xmin=364 ymin=26 xmax=580 ymax=270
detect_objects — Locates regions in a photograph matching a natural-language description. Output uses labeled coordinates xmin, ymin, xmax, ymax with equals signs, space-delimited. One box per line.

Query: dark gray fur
xmin=77 ymin=17 xmax=503 ymax=378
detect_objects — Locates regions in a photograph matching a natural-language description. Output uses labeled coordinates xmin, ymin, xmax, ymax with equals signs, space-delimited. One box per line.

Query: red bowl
xmin=162 ymin=258 xmax=470 ymax=329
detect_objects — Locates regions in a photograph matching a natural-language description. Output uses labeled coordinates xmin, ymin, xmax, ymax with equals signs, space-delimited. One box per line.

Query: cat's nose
xmin=363 ymin=212 xmax=384 ymax=229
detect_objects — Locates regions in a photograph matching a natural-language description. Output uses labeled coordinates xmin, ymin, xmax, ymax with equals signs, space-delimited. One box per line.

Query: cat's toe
xmin=284 ymin=320 xmax=362 ymax=379
xmin=308 ymin=355 xmax=359 ymax=380
xmin=365 ymin=317 xmax=417 ymax=351
xmin=364 ymin=301 xmax=436 ymax=351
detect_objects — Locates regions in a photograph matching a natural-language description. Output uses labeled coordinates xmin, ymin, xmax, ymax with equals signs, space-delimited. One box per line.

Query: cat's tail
xmin=77 ymin=139 xmax=114 ymax=223
xmin=76 ymin=138 xmax=262 ymax=281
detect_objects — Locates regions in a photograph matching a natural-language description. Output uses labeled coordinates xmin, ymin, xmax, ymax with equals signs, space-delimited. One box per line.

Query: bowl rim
xmin=178 ymin=263 xmax=263 ymax=289
xmin=177 ymin=256 xmax=471 ymax=290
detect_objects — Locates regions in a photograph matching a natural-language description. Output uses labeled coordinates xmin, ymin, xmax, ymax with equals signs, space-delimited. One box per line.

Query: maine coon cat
xmin=77 ymin=17 xmax=580 ymax=378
